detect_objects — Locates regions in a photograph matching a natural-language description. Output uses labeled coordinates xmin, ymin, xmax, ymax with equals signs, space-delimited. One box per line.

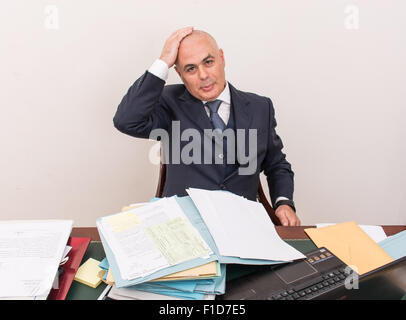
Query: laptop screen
xmin=321 ymin=255 xmax=406 ymax=300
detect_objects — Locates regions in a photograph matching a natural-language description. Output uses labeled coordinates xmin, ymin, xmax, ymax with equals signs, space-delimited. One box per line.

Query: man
xmin=113 ymin=27 xmax=300 ymax=226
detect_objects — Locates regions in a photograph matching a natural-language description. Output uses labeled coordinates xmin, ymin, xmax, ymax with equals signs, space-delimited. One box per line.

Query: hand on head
xmin=160 ymin=26 xmax=194 ymax=68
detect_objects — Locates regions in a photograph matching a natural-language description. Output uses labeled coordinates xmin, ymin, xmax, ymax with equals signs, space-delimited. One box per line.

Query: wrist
xmin=159 ymin=56 xmax=172 ymax=68
xmin=148 ymin=59 xmax=169 ymax=81
xmin=274 ymin=199 xmax=296 ymax=213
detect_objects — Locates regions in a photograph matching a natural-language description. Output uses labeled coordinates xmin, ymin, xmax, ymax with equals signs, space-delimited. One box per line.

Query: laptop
xmin=220 ymin=247 xmax=406 ymax=300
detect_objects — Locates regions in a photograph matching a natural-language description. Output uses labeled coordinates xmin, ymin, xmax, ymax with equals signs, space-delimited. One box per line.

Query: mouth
xmin=201 ymin=83 xmax=215 ymax=92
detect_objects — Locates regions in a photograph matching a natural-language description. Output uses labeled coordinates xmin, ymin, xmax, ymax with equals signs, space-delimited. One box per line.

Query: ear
xmin=174 ymin=65 xmax=182 ymax=78
xmin=219 ymin=48 xmax=225 ymax=67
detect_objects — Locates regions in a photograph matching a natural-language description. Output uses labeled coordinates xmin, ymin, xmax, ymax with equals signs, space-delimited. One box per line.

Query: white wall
xmin=1 ymin=0 xmax=405 ymax=226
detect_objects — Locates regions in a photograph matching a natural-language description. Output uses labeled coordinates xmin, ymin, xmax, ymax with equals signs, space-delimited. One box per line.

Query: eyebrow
xmin=183 ymin=54 xmax=214 ymax=71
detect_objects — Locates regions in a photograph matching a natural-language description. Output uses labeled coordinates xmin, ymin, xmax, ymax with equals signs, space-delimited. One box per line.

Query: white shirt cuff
xmin=275 ymin=196 xmax=289 ymax=204
xmin=148 ymin=59 xmax=169 ymax=81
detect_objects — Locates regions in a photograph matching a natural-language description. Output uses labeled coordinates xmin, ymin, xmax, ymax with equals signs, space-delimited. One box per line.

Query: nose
xmin=198 ymin=66 xmax=208 ymax=80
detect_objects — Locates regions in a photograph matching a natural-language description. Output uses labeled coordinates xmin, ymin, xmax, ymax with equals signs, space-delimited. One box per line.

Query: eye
xmin=187 ymin=66 xmax=195 ymax=72
xmin=206 ymin=60 xmax=214 ymax=65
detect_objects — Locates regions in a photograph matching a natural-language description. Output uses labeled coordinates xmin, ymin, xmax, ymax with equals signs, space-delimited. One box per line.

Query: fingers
xmin=171 ymin=26 xmax=194 ymax=40
xmin=160 ymin=26 xmax=194 ymax=68
xmin=280 ymin=216 xmax=290 ymax=227
xmin=284 ymin=212 xmax=301 ymax=227
xmin=275 ymin=206 xmax=301 ymax=226
xmin=167 ymin=26 xmax=194 ymax=46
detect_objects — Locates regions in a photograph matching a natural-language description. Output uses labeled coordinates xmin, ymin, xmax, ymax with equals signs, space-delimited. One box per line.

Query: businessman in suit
xmin=113 ymin=27 xmax=300 ymax=226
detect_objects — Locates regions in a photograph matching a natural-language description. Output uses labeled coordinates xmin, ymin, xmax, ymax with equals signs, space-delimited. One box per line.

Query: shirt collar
xmin=202 ymin=82 xmax=230 ymax=105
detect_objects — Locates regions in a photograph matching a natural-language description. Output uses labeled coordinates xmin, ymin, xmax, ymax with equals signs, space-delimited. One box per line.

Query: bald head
xmin=175 ymin=30 xmax=219 ymax=66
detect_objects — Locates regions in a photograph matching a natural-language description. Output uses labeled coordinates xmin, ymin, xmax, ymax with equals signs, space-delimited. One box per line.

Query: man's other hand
xmin=160 ymin=26 xmax=194 ymax=68
xmin=275 ymin=205 xmax=301 ymax=226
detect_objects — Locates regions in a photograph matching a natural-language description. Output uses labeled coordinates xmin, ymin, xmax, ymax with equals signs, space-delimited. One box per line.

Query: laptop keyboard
xmin=265 ymin=267 xmax=347 ymax=300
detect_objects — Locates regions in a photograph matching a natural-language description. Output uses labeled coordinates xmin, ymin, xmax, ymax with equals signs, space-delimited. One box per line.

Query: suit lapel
xmin=228 ymin=82 xmax=253 ymax=168
xmin=178 ymin=88 xmax=212 ymax=131
xmin=228 ymin=82 xmax=252 ymax=131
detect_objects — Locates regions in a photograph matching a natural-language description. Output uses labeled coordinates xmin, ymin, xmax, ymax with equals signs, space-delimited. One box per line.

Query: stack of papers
xmin=106 ymin=285 xmax=216 ymax=300
xmin=97 ymin=189 xmax=305 ymax=300
xmin=98 ymin=258 xmax=225 ymax=300
xmin=97 ymin=197 xmax=215 ymax=283
xmin=0 ymin=220 xmax=73 ymax=299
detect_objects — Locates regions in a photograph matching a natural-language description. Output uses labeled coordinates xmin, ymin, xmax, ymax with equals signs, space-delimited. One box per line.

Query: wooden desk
xmin=275 ymin=225 xmax=406 ymax=239
xmin=66 ymin=225 xmax=406 ymax=300
xmin=71 ymin=225 xmax=406 ymax=241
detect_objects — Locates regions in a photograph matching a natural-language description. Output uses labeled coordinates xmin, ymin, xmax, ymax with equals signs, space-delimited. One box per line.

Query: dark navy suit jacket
xmin=113 ymin=71 xmax=294 ymax=205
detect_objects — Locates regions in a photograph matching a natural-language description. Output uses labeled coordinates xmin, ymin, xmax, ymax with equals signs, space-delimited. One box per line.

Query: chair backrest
xmin=155 ymin=163 xmax=281 ymax=226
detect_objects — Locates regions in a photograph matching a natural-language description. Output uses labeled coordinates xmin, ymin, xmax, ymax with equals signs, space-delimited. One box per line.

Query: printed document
xmin=98 ymin=197 xmax=212 ymax=280
xmin=0 ymin=220 xmax=73 ymax=298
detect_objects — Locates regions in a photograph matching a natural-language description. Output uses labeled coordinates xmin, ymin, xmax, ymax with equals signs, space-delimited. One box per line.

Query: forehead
xmin=177 ymin=35 xmax=217 ymax=66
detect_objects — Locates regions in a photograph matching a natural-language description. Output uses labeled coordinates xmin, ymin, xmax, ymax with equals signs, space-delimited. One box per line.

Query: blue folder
xmin=378 ymin=230 xmax=406 ymax=260
xmin=99 ymin=258 xmax=226 ymax=297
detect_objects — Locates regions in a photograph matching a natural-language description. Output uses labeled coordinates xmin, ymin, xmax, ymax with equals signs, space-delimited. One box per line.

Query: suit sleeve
xmin=261 ymin=98 xmax=295 ymax=206
xmin=113 ymin=71 xmax=172 ymax=139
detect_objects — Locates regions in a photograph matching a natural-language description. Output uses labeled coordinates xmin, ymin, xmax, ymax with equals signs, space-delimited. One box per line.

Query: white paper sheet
xmin=0 ymin=220 xmax=73 ymax=298
xmin=316 ymin=223 xmax=387 ymax=243
xmin=186 ymin=188 xmax=305 ymax=261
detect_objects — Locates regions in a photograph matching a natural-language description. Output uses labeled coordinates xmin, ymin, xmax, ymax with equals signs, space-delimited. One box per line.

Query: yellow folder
xmin=151 ymin=261 xmax=219 ymax=282
xmin=305 ymin=221 xmax=393 ymax=275
xmin=101 ymin=260 xmax=219 ymax=285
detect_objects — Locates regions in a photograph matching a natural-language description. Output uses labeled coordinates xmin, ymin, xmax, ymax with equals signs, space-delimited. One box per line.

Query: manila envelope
xmin=305 ymin=221 xmax=393 ymax=275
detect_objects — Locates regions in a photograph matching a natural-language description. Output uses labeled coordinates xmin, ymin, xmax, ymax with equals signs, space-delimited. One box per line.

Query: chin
xmin=199 ymin=87 xmax=221 ymax=101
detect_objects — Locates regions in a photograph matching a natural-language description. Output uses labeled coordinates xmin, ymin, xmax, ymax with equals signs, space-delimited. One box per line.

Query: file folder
xmin=378 ymin=230 xmax=406 ymax=260
xmin=48 ymin=237 xmax=91 ymax=300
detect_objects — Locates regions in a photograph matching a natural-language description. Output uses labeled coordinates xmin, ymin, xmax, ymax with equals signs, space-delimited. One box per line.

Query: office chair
xmin=154 ymin=162 xmax=282 ymax=226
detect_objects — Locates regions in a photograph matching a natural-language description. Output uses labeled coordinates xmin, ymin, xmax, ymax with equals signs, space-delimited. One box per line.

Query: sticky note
xmin=106 ymin=211 xmax=141 ymax=233
xmin=121 ymin=203 xmax=145 ymax=212
xmin=74 ymin=258 xmax=103 ymax=288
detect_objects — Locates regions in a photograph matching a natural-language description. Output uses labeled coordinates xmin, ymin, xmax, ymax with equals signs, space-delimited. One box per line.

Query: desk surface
xmin=71 ymin=225 xmax=406 ymax=241
xmin=67 ymin=225 xmax=406 ymax=300
xmin=65 ymin=239 xmax=318 ymax=300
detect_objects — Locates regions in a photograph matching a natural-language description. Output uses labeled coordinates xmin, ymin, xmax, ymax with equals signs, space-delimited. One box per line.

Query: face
xmin=175 ymin=34 xmax=226 ymax=101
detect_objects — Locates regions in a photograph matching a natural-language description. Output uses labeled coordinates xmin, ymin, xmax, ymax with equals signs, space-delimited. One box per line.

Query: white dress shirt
xmin=148 ymin=59 xmax=289 ymax=204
